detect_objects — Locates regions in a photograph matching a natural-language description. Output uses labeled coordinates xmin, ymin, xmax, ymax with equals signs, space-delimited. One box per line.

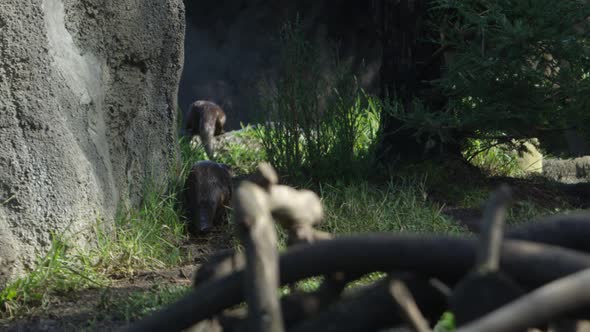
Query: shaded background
xmin=178 ymin=0 xmax=382 ymax=130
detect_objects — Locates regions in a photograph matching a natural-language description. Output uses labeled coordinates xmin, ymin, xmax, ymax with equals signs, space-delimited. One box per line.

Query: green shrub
xmin=255 ymin=18 xmax=381 ymax=182
xmin=462 ymin=137 xmax=524 ymax=177
xmin=434 ymin=311 xmax=456 ymax=331
xmin=385 ymin=1 xmax=590 ymax=157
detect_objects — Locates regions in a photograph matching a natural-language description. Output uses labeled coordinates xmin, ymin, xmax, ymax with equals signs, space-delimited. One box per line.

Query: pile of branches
xmin=124 ymin=163 xmax=590 ymax=332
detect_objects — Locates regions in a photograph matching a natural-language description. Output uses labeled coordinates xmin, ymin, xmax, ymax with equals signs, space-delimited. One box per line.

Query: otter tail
xmin=200 ymin=119 xmax=215 ymax=160
xmin=184 ymin=103 xmax=200 ymax=138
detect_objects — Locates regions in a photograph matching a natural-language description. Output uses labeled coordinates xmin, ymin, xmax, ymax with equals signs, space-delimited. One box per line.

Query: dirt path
xmin=0 ymin=226 xmax=235 ymax=332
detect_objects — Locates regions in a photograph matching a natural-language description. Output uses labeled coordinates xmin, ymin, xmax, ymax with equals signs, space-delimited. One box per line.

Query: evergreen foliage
xmin=386 ymin=0 xmax=590 ymax=154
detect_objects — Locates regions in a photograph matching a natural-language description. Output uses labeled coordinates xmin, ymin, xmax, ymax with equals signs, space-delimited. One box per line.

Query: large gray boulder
xmin=0 ymin=0 xmax=184 ymax=285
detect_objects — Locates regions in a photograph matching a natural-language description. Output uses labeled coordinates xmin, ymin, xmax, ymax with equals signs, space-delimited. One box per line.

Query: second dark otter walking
xmin=183 ymin=160 xmax=233 ymax=235
xmin=184 ymin=100 xmax=226 ymax=159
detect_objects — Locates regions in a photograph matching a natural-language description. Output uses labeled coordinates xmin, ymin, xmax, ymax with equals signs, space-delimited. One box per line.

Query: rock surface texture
xmin=544 ymin=156 xmax=590 ymax=184
xmin=0 ymin=0 xmax=184 ymax=285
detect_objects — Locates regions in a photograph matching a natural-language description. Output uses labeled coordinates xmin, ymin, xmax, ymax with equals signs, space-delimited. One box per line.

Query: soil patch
xmin=438 ymin=175 xmax=590 ymax=232
xmin=0 ymin=225 xmax=236 ymax=332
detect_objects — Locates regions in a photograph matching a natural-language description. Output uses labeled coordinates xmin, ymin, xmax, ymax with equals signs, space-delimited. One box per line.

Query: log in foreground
xmin=457 ymin=267 xmax=590 ymax=332
xmin=389 ymin=279 xmax=434 ymax=332
xmin=214 ymin=274 xmax=377 ymax=331
xmin=507 ymin=213 xmax=590 ymax=253
xmin=289 ymin=276 xmax=445 ymax=332
xmin=450 ymin=185 xmax=524 ymax=326
xmin=476 ymin=184 xmax=512 ymax=273
xmin=123 ymin=235 xmax=590 ymax=332
xmin=234 ymin=181 xmax=284 ymax=332
xmin=192 ymin=249 xmax=245 ymax=288
xmin=194 ymin=213 xmax=590 ymax=289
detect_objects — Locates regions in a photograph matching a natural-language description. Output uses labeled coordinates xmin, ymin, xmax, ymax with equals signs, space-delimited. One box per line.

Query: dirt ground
xmin=0 ymin=227 xmax=235 ymax=332
xmin=0 ymin=274 xmax=189 ymax=332
xmin=439 ymin=175 xmax=590 ymax=232
xmin=1 ymin=174 xmax=589 ymax=331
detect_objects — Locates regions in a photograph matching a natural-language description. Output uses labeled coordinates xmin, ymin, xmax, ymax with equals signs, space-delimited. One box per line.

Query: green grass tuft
xmin=181 ymin=124 xmax=266 ymax=177
xmin=0 ymin=140 xmax=194 ymax=319
xmin=91 ymin=184 xmax=188 ymax=276
xmin=255 ymin=18 xmax=381 ymax=183
xmin=97 ymin=284 xmax=190 ymax=323
xmin=319 ymin=177 xmax=466 ymax=235
xmin=0 ymin=235 xmax=108 ymax=318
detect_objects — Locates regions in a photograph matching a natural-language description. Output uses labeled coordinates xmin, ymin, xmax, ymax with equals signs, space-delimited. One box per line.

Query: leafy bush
xmin=388 ymin=0 xmax=590 ymax=155
xmin=462 ymin=137 xmax=524 ymax=177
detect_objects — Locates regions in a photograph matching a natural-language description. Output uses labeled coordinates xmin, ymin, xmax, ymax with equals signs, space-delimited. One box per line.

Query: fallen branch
xmin=267 ymin=173 xmax=351 ymax=312
xmin=192 ymin=249 xmax=245 ymax=288
xmin=213 ymin=275 xmax=444 ymax=331
xmin=217 ymin=274 xmax=381 ymax=331
xmin=123 ymin=236 xmax=590 ymax=332
xmin=234 ymin=180 xmax=284 ymax=332
xmin=245 ymin=161 xmax=278 ymax=192
xmin=450 ymin=185 xmax=524 ymax=325
xmin=506 ymin=213 xmax=590 ymax=253
xmin=269 ymin=184 xmax=328 ymax=246
xmin=289 ymin=276 xmax=446 ymax=332
xmin=390 ymin=279 xmax=433 ymax=332
xmin=189 ymin=211 xmax=590 ymax=290
xmin=457 ymin=268 xmax=590 ymax=332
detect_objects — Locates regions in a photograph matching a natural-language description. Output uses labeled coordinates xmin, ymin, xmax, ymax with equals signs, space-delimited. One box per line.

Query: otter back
xmin=184 ymin=160 xmax=232 ymax=235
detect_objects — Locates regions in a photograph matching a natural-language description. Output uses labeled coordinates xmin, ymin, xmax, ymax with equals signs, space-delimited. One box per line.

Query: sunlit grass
xmin=319 ymin=177 xmax=466 ymax=236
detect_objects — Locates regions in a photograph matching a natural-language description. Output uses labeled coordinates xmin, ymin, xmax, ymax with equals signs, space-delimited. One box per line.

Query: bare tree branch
xmin=457 ymin=268 xmax=590 ymax=332
xmin=246 ymin=161 xmax=278 ymax=192
xmin=506 ymin=213 xmax=590 ymax=253
xmin=192 ymin=249 xmax=245 ymax=288
xmin=478 ymin=184 xmax=512 ymax=272
xmin=289 ymin=276 xmax=446 ymax=332
xmin=123 ymin=236 xmax=590 ymax=332
xmin=390 ymin=279 xmax=433 ymax=332
xmin=234 ymin=180 xmax=284 ymax=332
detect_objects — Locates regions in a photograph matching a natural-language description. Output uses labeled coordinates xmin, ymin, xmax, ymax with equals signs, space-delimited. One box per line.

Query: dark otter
xmin=184 ymin=160 xmax=233 ymax=235
xmin=184 ymin=100 xmax=227 ymax=159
